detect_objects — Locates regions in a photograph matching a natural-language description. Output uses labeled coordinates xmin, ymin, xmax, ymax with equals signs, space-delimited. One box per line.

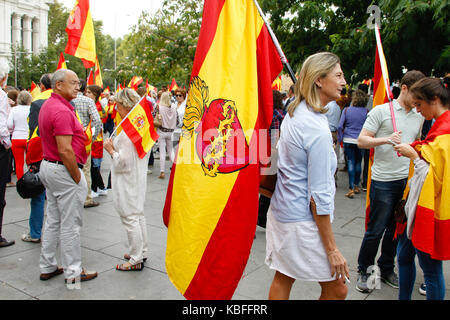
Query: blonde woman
xmin=266 ymin=52 xmax=349 ymax=300
xmin=156 ymin=91 xmax=177 ymax=179
xmin=104 ymin=88 xmax=150 ymax=271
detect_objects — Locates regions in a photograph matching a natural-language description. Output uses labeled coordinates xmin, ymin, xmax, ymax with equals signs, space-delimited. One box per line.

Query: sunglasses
xmin=175 ymin=94 xmax=183 ymax=97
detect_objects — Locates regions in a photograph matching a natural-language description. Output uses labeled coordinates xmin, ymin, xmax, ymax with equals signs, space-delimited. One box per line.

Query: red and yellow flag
xmin=169 ymin=78 xmax=179 ymax=91
xmin=128 ymin=76 xmax=143 ymax=90
xmin=410 ymin=111 xmax=450 ymax=260
xmin=145 ymin=79 xmax=156 ymax=95
xmin=57 ymin=52 xmax=68 ymax=70
xmin=30 ymin=81 xmax=41 ymax=100
xmin=65 ymin=0 xmax=97 ymax=68
xmin=84 ymin=121 xmax=92 ymax=156
xmin=94 ymin=56 xmax=103 ymax=88
xmin=75 ymin=110 xmax=92 ymax=156
xmin=271 ymin=75 xmax=281 ymax=90
xmin=163 ymin=0 xmax=283 ymax=299
xmin=364 ymin=26 xmax=395 ymax=230
xmin=117 ymin=97 xmax=158 ymax=158
xmin=87 ymin=69 xmax=94 ymax=85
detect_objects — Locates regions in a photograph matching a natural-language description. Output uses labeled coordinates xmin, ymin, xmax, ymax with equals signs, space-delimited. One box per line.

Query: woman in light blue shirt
xmin=266 ymin=52 xmax=349 ymax=300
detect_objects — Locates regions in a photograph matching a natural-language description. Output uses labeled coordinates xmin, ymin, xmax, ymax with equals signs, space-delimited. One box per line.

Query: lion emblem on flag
xmin=182 ymin=76 xmax=250 ymax=177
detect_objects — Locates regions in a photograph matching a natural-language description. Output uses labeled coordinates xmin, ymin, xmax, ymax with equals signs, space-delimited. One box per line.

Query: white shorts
xmin=265 ymin=207 xmax=336 ymax=282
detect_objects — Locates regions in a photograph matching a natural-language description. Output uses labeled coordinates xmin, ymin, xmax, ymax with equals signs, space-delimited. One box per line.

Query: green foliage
xmin=8 ymin=0 xmax=448 ymax=90
xmin=8 ymin=1 xmax=118 ymax=89
xmin=115 ymin=0 xmax=203 ymax=89
xmin=260 ymin=0 xmax=449 ymax=85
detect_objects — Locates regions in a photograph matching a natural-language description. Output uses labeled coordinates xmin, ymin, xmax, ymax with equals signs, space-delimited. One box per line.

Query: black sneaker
xmin=419 ymin=283 xmax=426 ymax=296
xmin=381 ymin=272 xmax=399 ymax=289
xmin=356 ymin=272 xmax=373 ymax=293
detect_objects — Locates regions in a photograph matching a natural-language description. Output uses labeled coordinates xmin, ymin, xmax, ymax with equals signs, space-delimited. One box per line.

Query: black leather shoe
xmin=0 ymin=237 xmax=15 ymax=248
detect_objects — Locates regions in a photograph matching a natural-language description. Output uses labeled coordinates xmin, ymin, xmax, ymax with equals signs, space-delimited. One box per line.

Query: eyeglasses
xmin=60 ymin=80 xmax=81 ymax=87
xmin=175 ymin=94 xmax=183 ymax=97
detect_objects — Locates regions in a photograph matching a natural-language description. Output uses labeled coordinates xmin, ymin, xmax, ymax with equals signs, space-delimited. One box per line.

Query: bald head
xmin=52 ymin=69 xmax=80 ymax=101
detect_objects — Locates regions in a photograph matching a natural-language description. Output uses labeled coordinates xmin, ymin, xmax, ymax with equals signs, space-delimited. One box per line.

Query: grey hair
xmin=17 ymin=90 xmax=32 ymax=105
xmin=51 ymin=69 xmax=70 ymax=89
xmin=0 ymin=58 xmax=10 ymax=79
xmin=115 ymin=88 xmax=141 ymax=109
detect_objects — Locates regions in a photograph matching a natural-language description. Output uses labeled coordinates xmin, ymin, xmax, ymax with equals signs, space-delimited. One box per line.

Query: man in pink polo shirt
xmin=38 ymin=69 xmax=97 ymax=286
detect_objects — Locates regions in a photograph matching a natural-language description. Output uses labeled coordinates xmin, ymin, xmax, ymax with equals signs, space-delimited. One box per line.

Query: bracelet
xmin=327 ymin=249 xmax=339 ymax=256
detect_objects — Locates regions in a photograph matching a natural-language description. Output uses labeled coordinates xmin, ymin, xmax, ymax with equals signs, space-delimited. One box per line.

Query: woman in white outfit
xmin=172 ymin=87 xmax=187 ymax=150
xmin=104 ymin=88 xmax=150 ymax=271
xmin=266 ymin=52 xmax=349 ymax=300
xmin=157 ymin=91 xmax=177 ymax=179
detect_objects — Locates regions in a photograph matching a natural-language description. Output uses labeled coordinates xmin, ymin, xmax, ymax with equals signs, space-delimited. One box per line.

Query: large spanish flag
xmin=163 ymin=0 xmax=283 ymax=299
xmin=117 ymin=96 xmax=158 ymax=158
xmin=410 ymin=111 xmax=450 ymax=260
xmin=65 ymin=0 xmax=97 ymax=68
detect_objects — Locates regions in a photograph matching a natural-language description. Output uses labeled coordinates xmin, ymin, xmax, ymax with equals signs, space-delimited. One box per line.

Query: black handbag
xmin=16 ymin=166 xmax=45 ymax=199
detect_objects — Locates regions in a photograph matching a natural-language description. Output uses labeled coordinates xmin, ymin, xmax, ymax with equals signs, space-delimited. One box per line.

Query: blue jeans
xmin=29 ymin=191 xmax=45 ymax=239
xmin=397 ymin=232 xmax=445 ymax=300
xmin=357 ymin=178 xmax=407 ymax=275
xmin=343 ymin=143 xmax=363 ymax=189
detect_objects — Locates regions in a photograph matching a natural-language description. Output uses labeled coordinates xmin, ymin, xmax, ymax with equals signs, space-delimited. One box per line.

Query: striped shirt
xmin=72 ymin=92 xmax=102 ymax=140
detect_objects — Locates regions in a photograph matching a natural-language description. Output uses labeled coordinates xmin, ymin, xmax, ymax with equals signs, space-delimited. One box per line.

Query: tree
xmin=116 ymin=0 xmax=203 ymax=88
xmin=260 ymin=0 xmax=449 ymax=85
xmin=8 ymin=1 xmax=118 ymax=89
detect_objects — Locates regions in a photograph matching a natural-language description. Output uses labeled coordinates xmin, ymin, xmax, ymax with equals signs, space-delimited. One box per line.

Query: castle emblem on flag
xmin=183 ymin=76 xmax=250 ymax=177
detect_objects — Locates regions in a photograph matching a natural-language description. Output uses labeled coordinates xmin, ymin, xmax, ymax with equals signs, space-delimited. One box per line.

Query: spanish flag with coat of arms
xmin=163 ymin=0 xmax=283 ymax=299
xmin=116 ymin=96 xmax=159 ymax=159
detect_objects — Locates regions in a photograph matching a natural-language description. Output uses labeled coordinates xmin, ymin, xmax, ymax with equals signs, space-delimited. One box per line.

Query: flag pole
xmin=374 ymin=23 xmax=398 ymax=133
xmin=253 ymin=0 xmax=297 ymax=84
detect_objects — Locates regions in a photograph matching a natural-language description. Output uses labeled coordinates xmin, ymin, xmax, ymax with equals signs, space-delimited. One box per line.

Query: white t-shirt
xmin=7 ymin=104 xmax=30 ymax=140
xmin=363 ymin=100 xmax=423 ymax=181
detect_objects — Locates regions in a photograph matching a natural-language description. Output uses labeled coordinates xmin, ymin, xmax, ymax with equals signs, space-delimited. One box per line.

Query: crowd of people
xmin=0 ymin=53 xmax=449 ymax=300
xmin=0 ymin=60 xmax=188 ymax=282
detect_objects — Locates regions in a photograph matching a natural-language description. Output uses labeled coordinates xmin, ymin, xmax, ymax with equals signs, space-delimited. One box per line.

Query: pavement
xmin=1 ymin=152 xmax=449 ymax=301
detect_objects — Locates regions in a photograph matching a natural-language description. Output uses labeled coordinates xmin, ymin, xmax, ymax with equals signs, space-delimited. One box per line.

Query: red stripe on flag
xmin=256 ymin=25 xmax=283 ymax=132
xmin=412 ymin=206 xmax=450 ymax=260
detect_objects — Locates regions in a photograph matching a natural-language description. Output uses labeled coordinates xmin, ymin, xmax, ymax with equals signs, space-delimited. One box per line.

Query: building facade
xmin=0 ymin=0 xmax=51 ymax=59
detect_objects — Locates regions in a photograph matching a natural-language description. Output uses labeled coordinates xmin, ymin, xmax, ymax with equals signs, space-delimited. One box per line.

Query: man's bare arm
xmin=357 ymin=128 xmax=401 ymax=149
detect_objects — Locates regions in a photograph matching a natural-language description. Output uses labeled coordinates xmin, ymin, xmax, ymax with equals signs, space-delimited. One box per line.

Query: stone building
xmin=0 ymin=0 xmax=52 ymax=59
